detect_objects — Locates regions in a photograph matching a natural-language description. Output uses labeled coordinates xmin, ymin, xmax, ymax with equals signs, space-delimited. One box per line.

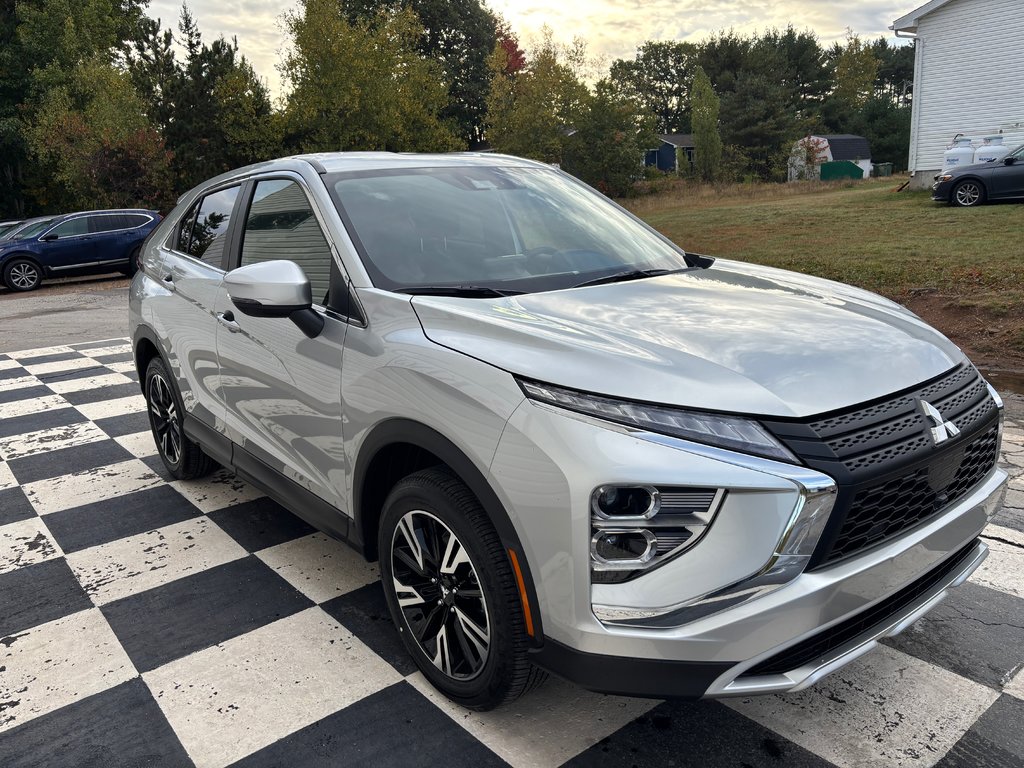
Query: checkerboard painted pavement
xmin=0 ymin=338 xmax=1022 ymax=768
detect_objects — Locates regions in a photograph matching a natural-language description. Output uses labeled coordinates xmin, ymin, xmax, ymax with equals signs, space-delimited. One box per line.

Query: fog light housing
xmin=590 ymin=485 xmax=723 ymax=583
xmin=592 ymin=529 xmax=657 ymax=566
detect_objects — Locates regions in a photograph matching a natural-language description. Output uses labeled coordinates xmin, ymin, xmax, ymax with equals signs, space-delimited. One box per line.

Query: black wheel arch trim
xmin=354 ymin=417 xmax=545 ymax=645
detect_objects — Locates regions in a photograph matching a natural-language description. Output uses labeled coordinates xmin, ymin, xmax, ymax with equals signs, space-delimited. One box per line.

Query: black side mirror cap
xmin=1005 ymin=157 xmax=1017 ymax=166
xmin=40 ymin=233 xmax=57 ymax=241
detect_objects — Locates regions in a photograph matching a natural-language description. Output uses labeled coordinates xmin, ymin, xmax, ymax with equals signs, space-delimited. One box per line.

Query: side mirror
xmin=223 ymin=260 xmax=324 ymax=338
xmin=1005 ymin=157 xmax=1017 ymax=166
xmin=40 ymin=233 xmax=58 ymax=241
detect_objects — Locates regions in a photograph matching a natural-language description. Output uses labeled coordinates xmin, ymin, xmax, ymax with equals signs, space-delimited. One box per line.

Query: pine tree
xmin=690 ymin=66 xmax=722 ymax=182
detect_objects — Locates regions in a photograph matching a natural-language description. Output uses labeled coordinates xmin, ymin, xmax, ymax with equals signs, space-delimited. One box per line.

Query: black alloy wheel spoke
xmin=391 ymin=510 xmax=491 ymax=680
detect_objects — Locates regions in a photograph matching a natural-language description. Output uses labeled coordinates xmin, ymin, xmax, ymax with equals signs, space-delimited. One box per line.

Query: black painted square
xmin=102 ymin=555 xmax=314 ymax=672
xmin=0 ymin=678 xmax=194 ymax=768
xmin=563 ymin=699 xmax=835 ymax=768
xmin=0 ymin=407 xmax=82 ymax=438
xmin=61 ymin=382 xmax=140 ymax=406
xmin=228 ymin=681 xmax=508 ymax=768
xmin=937 ymin=693 xmax=1024 ymax=767
xmin=95 ymin=410 xmax=151 ymax=438
xmin=0 ymin=559 xmax=93 ymax=638
xmin=45 ymin=485 xmax=203 ymax=554
xmin=883 ymin=580 xmax=1024 ymax=689
xmin=208 ymin=497 xmax=316 ymax=553
xmin=320 ymin=583 xmax=415 ymax=675
xmin=8 ymin=439 xmax=133 ymax=485
xmin=0 ymin=366 xmax=28 ymax=382
xmin=0 ymin=384 xmax=56 ymax=407
xmin=0 ymin=486 xmax=35 ymax=525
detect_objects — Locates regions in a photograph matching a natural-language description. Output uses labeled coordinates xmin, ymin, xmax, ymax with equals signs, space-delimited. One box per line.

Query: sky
xmin=146 ymin=0 xmax=919 ymax=100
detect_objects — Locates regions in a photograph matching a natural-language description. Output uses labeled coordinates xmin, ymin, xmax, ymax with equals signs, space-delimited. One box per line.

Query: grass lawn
xmin=625 ymin=178 xmax=1024 ymax=370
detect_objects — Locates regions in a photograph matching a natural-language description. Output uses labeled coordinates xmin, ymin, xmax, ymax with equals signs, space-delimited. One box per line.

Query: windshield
xmin=3 ymin=218 xmax=54 ymax=242
xmin=327 ymin=166 xmax=691 ymax=294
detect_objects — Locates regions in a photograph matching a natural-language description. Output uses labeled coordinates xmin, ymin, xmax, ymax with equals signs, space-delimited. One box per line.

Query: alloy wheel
xmin=148 ymin=372 xmax=182 ymax=465
xmin=9 ymin=262 xmax=39 ymax=289
xmin=390 ymin=510 xmax=491 ymax=680
xmin=955 ymin=182 xmax=982 ymax=206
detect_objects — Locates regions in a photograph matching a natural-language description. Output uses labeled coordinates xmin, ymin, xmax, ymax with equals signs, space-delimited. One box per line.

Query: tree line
xmin=0 ymin=0 xmax=913 ymax=217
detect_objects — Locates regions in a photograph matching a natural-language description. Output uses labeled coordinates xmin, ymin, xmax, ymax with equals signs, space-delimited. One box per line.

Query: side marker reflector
xmin=507 ymin=548 xmax=535 ymax=637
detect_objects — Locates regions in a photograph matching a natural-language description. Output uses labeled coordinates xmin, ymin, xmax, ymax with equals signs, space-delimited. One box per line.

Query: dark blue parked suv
xmin=0 ymin=209 xmax=161 ymax=292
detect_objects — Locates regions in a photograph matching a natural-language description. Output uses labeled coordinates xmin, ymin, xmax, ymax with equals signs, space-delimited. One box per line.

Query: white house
xmin=892 ymin=0 xmax=1024 ymax=188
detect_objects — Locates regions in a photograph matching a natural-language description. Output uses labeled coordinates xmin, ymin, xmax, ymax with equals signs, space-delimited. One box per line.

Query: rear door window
xmin=179 ymin=186 xmax=241 ymax=267
xmin=240 ymin=180 xmax=333 ymax=305
xmin=88 ymin=214 xmax=130 ymax=234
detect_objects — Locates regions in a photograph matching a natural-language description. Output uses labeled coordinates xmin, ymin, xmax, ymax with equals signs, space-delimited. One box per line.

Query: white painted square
xmin=169 ymin=468 xmax=263 ymax=514
xmin=46 ymin=372 xmax=134 ymax=394
xmin=0 ymin=375 xmax=40 ymax=392
xmin=0 ymin=608 xmax=136 ymax=733
xmin=1005 ymin=666 xmax=1024 ymax=701
xmin=0 ymin=461 xmax=15 ymax=491
xmin=0 ymin=517 xmax=63 ymax=574
xmin=144 ymin=607 xmax=401 ymax=768
xmin=257 ymin=532 xmax=378 ymax=603
xmin=23 ymin=357 xmax=96 ymax=376
xmin=0 ymin=359 xmax=19 ymax=371
xmin=0 ymin=394 xmax=71 ymax=420
xmin=66 ymin=516 xmax=247 ymax=606
xmin=973 ymin=525 xmax=1024 ymax=598
xmin=23 ymin=459 xmax=163 ymax=515
xmin=76 ymin=394 xmax=146 ymax=421
xmin=0 ymin=420 xmax=105 ymax=461
xmin=81 ymin=344 xmax=131 ymax=358
xmin=8 ymin=344 xmax=73 ymax=359
xmin=114 ymin=431 xmax=159 ymax=458
xmin=106 ymin=360 xmax=137 ymax=374
xmin=407 ymin=673 xmax=656 ymax=768
xmin=726 ymin=645 xmax=998 ymax=768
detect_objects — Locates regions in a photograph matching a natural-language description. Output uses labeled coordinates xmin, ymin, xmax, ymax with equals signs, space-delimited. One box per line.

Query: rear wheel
xmin=952 ymin=179 xmax=986 ymax=207
xmin=121 ymin=247 xmax=141 ymax=277
xmin=379 ymin=468 xmax=545 ymax=710
xmin=3 ymin=258 xmax=42 ymax=291
xmin=144 ymin=356 xmax=215 ymax=480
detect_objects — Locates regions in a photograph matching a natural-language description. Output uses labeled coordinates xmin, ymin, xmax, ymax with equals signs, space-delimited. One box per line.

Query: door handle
xmin=217 ymin=311 xmax=240 ymax=333
xmin=161 ymin=274 xmax=176 ymax=292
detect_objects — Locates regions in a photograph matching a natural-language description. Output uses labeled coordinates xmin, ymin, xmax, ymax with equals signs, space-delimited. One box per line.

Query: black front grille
xmin=740 ymin=541 xmax=979 ymax=678
xmin=763 ymin=364 xmax=1000 ymax=567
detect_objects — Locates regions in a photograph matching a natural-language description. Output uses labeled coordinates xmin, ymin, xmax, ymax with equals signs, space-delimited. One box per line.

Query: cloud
xmin=148 ymin=0 xmax=917 ymax=98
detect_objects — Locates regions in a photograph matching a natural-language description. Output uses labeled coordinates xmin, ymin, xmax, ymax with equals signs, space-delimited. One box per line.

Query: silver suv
xmin=130 ymin=153 xmax=1008 ymax=710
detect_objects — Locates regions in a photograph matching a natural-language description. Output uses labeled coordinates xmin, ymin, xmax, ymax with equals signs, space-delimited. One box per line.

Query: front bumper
xmin=495 ymin=401 xmax=1007 ymax=699
xmin=932 ymin=179 xmax=953 ymax=201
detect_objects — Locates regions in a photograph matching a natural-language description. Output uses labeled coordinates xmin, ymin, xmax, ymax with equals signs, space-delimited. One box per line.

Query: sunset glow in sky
xmin=147 ymin=0 xmax=918 ymax=99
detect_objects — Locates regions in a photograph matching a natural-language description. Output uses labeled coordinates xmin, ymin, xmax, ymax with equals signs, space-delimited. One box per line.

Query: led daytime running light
xmin=519 ymin=379 xmax=797 ymax=463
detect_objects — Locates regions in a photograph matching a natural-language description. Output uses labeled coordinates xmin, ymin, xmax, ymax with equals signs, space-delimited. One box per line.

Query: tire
xmin=952 ymin=179 xmax=986 ymax=207
xmin=121 ymin=247 xmax=141 ymax=277
xmin=3 ymin=257 xmax=42 ymax=292
xmin=144 ymin=356 xmax=215 ymax=480
xmin=379 ymin=467 xmax=545 ymax=710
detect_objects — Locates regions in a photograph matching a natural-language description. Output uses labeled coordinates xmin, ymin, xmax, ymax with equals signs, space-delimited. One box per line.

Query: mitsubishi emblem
xmin=920 ymin=400 xmax=960 ymax=445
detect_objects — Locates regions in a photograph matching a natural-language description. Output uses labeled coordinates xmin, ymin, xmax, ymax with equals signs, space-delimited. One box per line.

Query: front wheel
xmin=3 ymin=258 xmax=42 ymax=291
xmin=379 ymin=468 xmax=545 ymax=710
xmin=952 ymin=179 xmax=986 ymax=207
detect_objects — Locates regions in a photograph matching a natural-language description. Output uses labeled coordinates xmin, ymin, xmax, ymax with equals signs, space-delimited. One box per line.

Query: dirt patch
xmin=903 ymin=291 xmax=1024 ymax=383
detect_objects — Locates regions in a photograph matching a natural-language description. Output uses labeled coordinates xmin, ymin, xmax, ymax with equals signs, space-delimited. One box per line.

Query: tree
xmin=281 ymin=0 xmax=459 ymax=153
xmin=719 ymin=71 xmax=795 ymax=180
xmin=690 ymin=67 xmax=722 ymax=182
xmin=832 ymin=31 xmax=879 ymax=108
xmin=25 ymin=55 xmax=173 ymax=211
xmin=563 ymin=80 xmax=656 ymax=197
xmin=339 ymin=0 xmax=497 ymax=145
xmin=609 ymin=41 xmax=699 ymax=133
xmin=486 ymin=27 xmax=589 ymax=163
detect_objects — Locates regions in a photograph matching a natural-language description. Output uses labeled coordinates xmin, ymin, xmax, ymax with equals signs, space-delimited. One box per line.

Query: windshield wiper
xmin=396 ymin=285 xmax=525 ymax=298
xmin=571 ymin=268 xmax=689 ymax=289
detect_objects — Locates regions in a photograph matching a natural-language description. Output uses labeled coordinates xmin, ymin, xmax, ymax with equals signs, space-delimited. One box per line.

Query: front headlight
xmin=518 ymin=379 xmax=798 ymax=463
xmin=937 ymin=174 xmax=954 ymax=182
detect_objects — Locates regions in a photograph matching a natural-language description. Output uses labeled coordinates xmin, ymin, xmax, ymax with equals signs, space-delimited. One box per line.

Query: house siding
xmin=908 ymin=0 xmax=1024 ymax=185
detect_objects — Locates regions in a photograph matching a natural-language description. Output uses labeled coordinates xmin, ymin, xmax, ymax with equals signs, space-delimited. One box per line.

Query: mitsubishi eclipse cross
xmin=130 ymin=152 xmax=1008 ymax=710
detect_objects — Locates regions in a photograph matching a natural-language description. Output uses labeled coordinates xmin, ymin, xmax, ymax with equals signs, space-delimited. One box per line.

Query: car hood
xmin=411 ymin=259 xmax=964 ymax=418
